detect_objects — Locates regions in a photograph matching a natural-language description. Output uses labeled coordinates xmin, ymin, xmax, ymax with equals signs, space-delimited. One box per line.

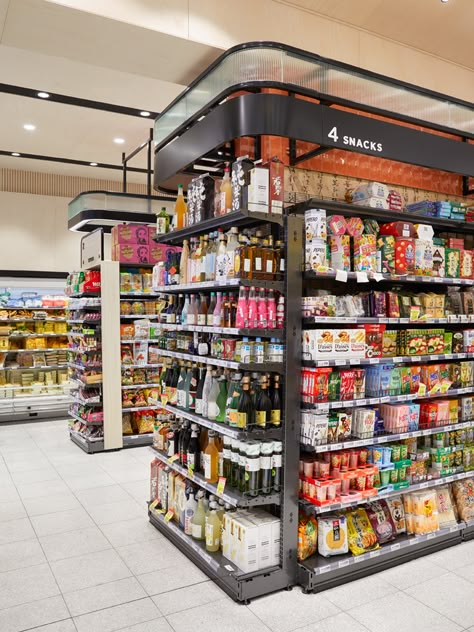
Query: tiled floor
xmin=2 ymin=419 xmax=474 ymax=632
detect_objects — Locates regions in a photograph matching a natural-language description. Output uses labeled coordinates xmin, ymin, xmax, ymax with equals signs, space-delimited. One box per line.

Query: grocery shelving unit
xmin=147 ymin=209 xmax=302 ymax=603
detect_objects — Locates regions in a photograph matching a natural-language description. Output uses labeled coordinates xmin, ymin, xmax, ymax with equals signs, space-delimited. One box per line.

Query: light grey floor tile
xmin=137 ymin=560 xmax=207 ymax=596
xmin=25 ymin=620 xmax=77 ymax=632
xmin=247 ymin=587 xmax=340 ymax=632
xmin=5 ymin=456 xmax=51 ymax=472
xmin=151 ymin=580 xmax=226 ymax=615
xmin=99 ymin=517 xmax=162 ymax=548
xmin=39 ymin=525 xmax=112 ymax=562
xmin=64 ymin=471 xmax=117 ymax=491
xmin=426 ymin=540 xmax=474 ymax=571
xmin=0 ymin=483 xmax=19 ymax=502
xmin=377 ymin=556 xmax=448 ymax=589
xmin=322 ymin=574 xmax=396 ymax=611
xmin=105 ymin=465 xmax=150 ymax=484
xmin=86 ymin=498 xmax=144 ymax=526
xmin=10 ymin=466 xmax=60 ymax=485
xmin=64 ymin=576 xmax=146 ymax=617
xmin=0 ymin=499 xmax=27 ymax=522
xmin=23 ymin=491 xmax=81 ymax=517
xmin=73 ymin=598 xmax=161 ymax=632
xmin=454 ymin=561 xmax=474 ymax=583
xmin=349 ymin=591 xmax=462 ymax=632
xmin=116 ymin=620 xmax=174 ymax=632
xmin=0 ymin=517 xmax=35 ymax=545
xmin=51 ymin=548 xmax=132 ymax=592
xmin=291 ymin=612 xmax=369 ymax=632
xmin=16 ymin=479 xmax=70 ymax=500
xmin=31 ymin=507 xmax=94 ymax=537
xmin=0 ymin=563 xmax=60 ymax=609
xmin=405 ymin=571 xmax=474 ymax=628
xmin=0 ymin=538 xmax=46 ymax=571
xmin=167 ymin=599 xmax=272 ymax=632
xmin=0 ymin=595 xmax=70 ymax=632
xmin=116 ymin=539 xmax=188 ymax=575
xmin=75 ymin=484 xmax=132 ymax=508
xmin=121 ymin=479 xmax=150 ymax=503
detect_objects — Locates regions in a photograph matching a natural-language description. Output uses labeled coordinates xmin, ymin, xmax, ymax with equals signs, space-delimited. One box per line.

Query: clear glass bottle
xmin=191 ymin=492 xmax=206 ymax=540
xmin=203 ymin=430 xmax=219 ymax=483
xmin=205 ymin=501 xmax=222 ymax=552
xmin=174 ymin=184 xmax=186 ymax=230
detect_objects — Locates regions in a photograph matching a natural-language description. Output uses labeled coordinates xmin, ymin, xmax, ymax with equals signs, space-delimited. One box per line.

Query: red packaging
xmin=339 ymin=370 xmax=355 ymax=400
xmin=395 ymin=238 xmax=415 ymax=274
xmin=359 ymin=324 xmax=385 ymax=358
xmin=263 ymin=157 xmax=284 ymax=215
xmin=112 ymin=224 xmax=150 ymax=245
xmin=380 ymin=222 xmax=415 ymax=238
xmin=448 ymin=238 xmax=465 ymax=250
xmin=149 ymin=244 xmax=182 ymax=265
xmin=82 ymin=270 xmax=101 ymax=292
xmin=150 ymin=458 xmax=161 ymax=502
xmin=113 ymin=244 xmax=151 ymax=264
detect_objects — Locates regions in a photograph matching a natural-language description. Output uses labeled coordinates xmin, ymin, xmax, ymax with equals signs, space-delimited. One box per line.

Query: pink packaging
xmin=149 ymin=244 xmax=182 ymax=264
xmin=329 ymin=236 xmax=351 ymax=271
xmin=346 ymin=217 xmax=365 ymax=237
xmin=327 ymin=215 xmax=347 ymax=235
xmin=113 ymin=244 xmax=151 ymax=264
xmin=112 ymin=224 xmax=150 ymax=245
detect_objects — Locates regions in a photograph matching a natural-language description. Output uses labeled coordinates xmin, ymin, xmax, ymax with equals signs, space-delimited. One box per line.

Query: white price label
xmin=356 ymin=272 xmax=369 ymax=283
xmin=420 ymin=482 xmax=429 ymax=488
xmin=318 ymin=361 xmax=330 ymax=367
xmin=369 ymin=551 xmax=380 ymax=558
xmin=427 ymin=533 xmax=437 ymax=540
xmin=391 ymin=543 xmax=401 ymax=551
xmin=339 ymin=559 xmax=350 ymax=567
xmin=335 ymin=269 xmax=348 ymax=283
xmin=434 ymin=277 xmax=443 ymax=283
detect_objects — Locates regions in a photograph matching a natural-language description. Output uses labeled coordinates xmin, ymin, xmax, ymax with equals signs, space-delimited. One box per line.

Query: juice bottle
xmin=220 ymin=164 xmax=232 ymax=215
xmin=203 ymin=430 xmax=219 ymax=483
xmin=205 ymin=501 xmax=222 ymax=552
xmin=267 ymin=290 xmax=277 ymax=328
xmin=234 ymin=235 xmax=249 ymax=279
xmin=257 ymin=288 xmax=268 ymax=328
xmin=174 ymin=184 xmax=186 ymax=230
xmin=191 ymin=492 xmax=206 ymax=540
xmin=179 ymin=239 xmax=189 ymax=285
xmin=207 ymin=293 xmax=216 ymax=326
xmin=247 ymin=286 xmax=257 ymax=329
xmin=225 ymin=227 xmax=239 ymax=279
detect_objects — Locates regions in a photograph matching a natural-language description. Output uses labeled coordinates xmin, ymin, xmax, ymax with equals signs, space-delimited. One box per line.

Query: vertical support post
xmin=147 ymin=127 xmax=153 ymax=197
xmin=280 ymin=213 xmax=303 ymax=584
xmin=100 ymin=261 xmax=123 ymax=450
xmin=122 ymin=151 xmax=127 ymax=193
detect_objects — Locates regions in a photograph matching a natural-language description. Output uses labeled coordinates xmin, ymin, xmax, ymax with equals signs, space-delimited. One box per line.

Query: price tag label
xmin=381 ymin=396 xmax=391 ymax=403
xmin=427 ymin=532 xmax=437 ymax=540
xmin=224 ymin=564 xmax=235 ymax=572
xmin=164 ymin=509 xmax=174 ymax=522
xmin=335 ymin=269 xmax=348 ymax=283
xmin=318 ymin=361 xmax=330 ymax=367
xmin=168 ymin=454 xmax=179 ymax=464
xmin=373 ymin=273 xmax=384 ymax=283
xmin=318 ymin=402 xmax=329 ymax=411
xmin=339 ymin=559 xmax=350 ymax=567
xmin=409 ymin=537 xmax=418 ymax=545
xmin=216 ymin=477 xmax=227 ymax=495
xmin=420 ymin=481 xmax=429 ymax=488
xmin=391 ymin=543 xmax=401 ymax=551
xmin=356 ymin=271 xmax=369 ymax=283
xmin=434 ymin=277 xmax=443 ymax=283
xmin=188 ymin=467 xmax=194 ymax=479
xmin=369 ymin=550 xmax=380 ymax=558
xmin=149 ymin=499 xmax=158 ymax=511
xmin=352 ymin=358 xmax=361 ymax=365
xmin=450 ymin=525 xmax=459 ymax=533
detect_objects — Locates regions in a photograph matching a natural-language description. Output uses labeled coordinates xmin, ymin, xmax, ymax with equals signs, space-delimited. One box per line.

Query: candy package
xmin=317 ymin=515 xmax=348 ymax=557
xmin=346 ymin=507 xmax=380 ymax=556
xmin=298 ymin=512 xmax=318 ymax=561
xmin=366 ymin=500 xmax=396 ymax=544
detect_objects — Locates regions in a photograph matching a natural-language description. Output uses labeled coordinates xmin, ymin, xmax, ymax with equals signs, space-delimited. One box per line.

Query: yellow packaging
xmin=346 ymin=507 xmax=380 ymax=556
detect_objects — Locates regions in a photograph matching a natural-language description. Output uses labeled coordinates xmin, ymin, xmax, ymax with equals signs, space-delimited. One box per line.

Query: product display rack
xmin=147 ymin=210 xmax=302 ymax=603
xmin=294 ymin=197 xmax=474 ymax=593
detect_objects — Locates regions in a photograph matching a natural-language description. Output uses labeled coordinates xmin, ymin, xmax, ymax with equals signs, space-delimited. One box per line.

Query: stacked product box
xmin=112 ymin=224 xmax=180 ymax=264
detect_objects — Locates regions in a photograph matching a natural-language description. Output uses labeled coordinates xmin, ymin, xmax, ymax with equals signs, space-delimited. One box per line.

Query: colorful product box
xmin=361 ymin=324 xmax=385 ymax=358
xmin=329 ymin=236 xmax=351 ymax=271
xmin=111 ymin=224 xmax=151 ymax=245
xmin=380 ymin=222 xmax=416 ymax=238
xmin=305 ymin=209 xmax=327 ymax=241
xmin=353 ymin=234 xmax=377 ymax=271
xmin=113 ymin=244 xmax=151 ymax=264
xmin=445 ymin=248 xmax=460 ymax=278
xmin=460 ymin=250 xmax=473 ymax=279
xmin=353 ymin=197 xmax=389 ymax=209
xmin=346 ymin=217 xmax=365 ymax=237
xmin=326 ymin=215 xmax=347 ymax=235
xmin=414 ymin=240 xmax=434 ymax=276
xmin=464 ymin=330 xmax=474 ymax=353
xmin=395 ymin=238 xmax=415 ymax=275
xmin=305 ymin=239 xmax=328 ymax=271
xmin=352 ymin=181 xmax=389 ymax=202
xmin=247 ymin=167 xmax=269 ymax=213
xmin=376 ymin=236 xmax=395 ymax=274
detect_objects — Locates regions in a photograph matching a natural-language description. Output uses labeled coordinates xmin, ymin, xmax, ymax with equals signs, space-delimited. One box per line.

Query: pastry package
xmin=317 ymin=515 xmax=348 ymax=557
xmin=346 ymin=507 xmax=379 ymax=556
xmin=452 ymin=478 xmax=474 ymax=521
xmin=435 ymin=485 xmax=458 ymax=529
xmin=366 ymin=500 xmax=396 ymax=544
xmin=298 ymin=512 xmax=318 ymax=561
xmin=386 ymin=496 xmax=406 ymax=534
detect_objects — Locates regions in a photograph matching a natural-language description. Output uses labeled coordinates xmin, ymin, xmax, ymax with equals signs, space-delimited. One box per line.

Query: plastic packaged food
xmin=452 ymin=478 xmax=474 ymax=521
xmin=317 ymin=515 xmax=348 ymax=557
xmin=297 ymin=512 xmax=318 ymax=561
xmin=346 ymin=507 xmax=380 ymax=556
xmin=366 ymin=500 xmax=396 ymax=544
xmin=386 ymin=496 xmax=406 ymax=534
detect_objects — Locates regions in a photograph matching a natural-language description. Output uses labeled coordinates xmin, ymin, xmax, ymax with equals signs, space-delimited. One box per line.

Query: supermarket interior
xmin=1 ymin=2 xmax=474 ymax=632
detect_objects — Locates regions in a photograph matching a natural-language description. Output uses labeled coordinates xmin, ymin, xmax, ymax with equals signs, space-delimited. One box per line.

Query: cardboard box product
xmin=377 ymin=236 xmax=395 ymax=274
xmin=114 ymin=244 xmax=151 ymax=264
xmin=112 ymin=223 xmax=150 ymax=245
xmin=353 ymin=197 xmax=389 ymax=209
xmin=305 ymin=209 xmax=327 ymax=241
xmin=361 ymin=324 xmax=385 ymax=358
xmin=380 ymin=222 xmax=416 ymax=238
xmin=352 ymin=181 xmax=389 ymax=202
xmin=395 ymin=238 xmax=415 ymax=275
xmin=247 ymin=167 xmax=269 ymax=213
xmin=460 ymin=250 xmax=473 ymax=279
xmin=414 ymin=240 xmax=434 ymax=276
xmin=193 ymin=174 xmax=215 ymax=223
xmin=305 ymin=239 xmax=328 ymax=271
xmin=445 ymin=248 xmax=460 ymax=278
xmin=353 ymin=234 xmax=377 ymax=272
xmin=231 ymin=156 xmax=254 ymax=212
xmin=263 ymin=157 xmax=284 ymax=215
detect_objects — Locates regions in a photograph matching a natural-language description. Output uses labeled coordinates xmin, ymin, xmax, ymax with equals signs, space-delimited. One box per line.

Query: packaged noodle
xmin=317 ymin=515 xmax=348 ymax=557
xmin=386 ymin=496 xmax=406 ymax=534
xmin=452 ymin=478 xmax=474 ymax=521
xmin=346 ymin=507 xmax=379 ymax=556
xmin=298 ymin=512 xmax=318 ymax=561
xmin=366 ymin=500 xmax=396 ymax=544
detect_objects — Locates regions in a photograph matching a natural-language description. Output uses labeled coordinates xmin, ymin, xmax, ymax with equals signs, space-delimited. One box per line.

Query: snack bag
xmin=366 ymin=500 xmax=396 ymax=544
xmin=346 ymin=507 xmax=380 ymax=556
xmin=386 ymin=496 xmax=406 ymax=534
xmin=297 ymin=512 xmax=318 ymax=561
xmin=122 ymin=413 xmax=133 ymax=435
xmin=137 ymin=411 xmax=155 ymax=434
xmin=452 ymin=478 xmax=474 ymax=521
xmin=435 ymin=486 xmax=457 ymax=528
xmin=317 ymin=515 xmax=348 ymax=557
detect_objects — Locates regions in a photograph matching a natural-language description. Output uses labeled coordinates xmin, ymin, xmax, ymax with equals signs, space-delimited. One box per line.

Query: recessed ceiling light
xmin=440 ymin=0 xmax=449 ymax=3
xmin=90 ymin=162 xmax=98 ymax=166
xmin=114 ymin=137 xmax=125 ymax=144
xmin=23 ymin=123 xmax=36 ymax=131
xmin=140 ymin=111 xmax=151 ymax=117
xmin=11 ymin=152 xmax=20 ymax=157
xmin=37 ymin=92 xmax=50 ymax=98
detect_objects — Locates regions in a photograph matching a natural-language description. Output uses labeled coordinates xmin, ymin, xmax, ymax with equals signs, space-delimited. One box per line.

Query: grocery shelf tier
xmin=305 ymin=270 xmax=474 ymax=286
xmin=68 ymin=410 xmax=103 ymax=426
xmin=153 ymin=278 xmax=284 ymax=293
xmin=149 ymin=446 xmax=281 ymax=508
xmin=153 ymin=208 xmax=284 ymax=245
xmin=301 ymin=470 xmax=473 ymax=516
xmin=159 ymin=323 xmax=284 ymax=338
xmin=304 ymin=316 xmax=474 ymax=326
xmin=156 ymin=347 xmax=283 ymax=372
xmin=152 ymin=400 xmax=283 ymax=441
xmin=0 ymin=318 xmax=67 ymax=323
xmin=303 ymin=352 xmax=474 ymax=368
xmin=69 ymin=429 xmax=104 ymax=453
xmin=298 ymin=522 xmax=465 ymax=593
xmin=148 ymin=505 xmax=286 ymax=602
xmin=0 ymin=364 xmax=67 ymax=372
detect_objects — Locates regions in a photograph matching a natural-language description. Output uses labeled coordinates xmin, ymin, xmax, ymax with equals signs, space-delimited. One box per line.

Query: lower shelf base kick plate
xmin=69 ymin=430 xmax=153 ymax=454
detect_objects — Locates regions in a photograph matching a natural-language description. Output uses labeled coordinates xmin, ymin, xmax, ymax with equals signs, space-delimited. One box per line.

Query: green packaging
xmin=445 ymin=248 xmax=460 ymax=278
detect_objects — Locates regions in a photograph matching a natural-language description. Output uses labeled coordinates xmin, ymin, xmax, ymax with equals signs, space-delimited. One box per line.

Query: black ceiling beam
xmin=293 ymin=145 xmax=332 ymax=165
xmin=0 ymin=150 xmax=149 ymax=173
xmin=0 ymin=83 xmax=159 ymax=119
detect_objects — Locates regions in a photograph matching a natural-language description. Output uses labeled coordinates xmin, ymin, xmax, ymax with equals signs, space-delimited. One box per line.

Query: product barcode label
xmin=420 ymin=482 xmax=429 ymax=488
xmin=391 ymin=543 xmax=401 ymax=551
xmin=369 ymin=551 xmax=380 ymax=558
xmin=338 ymin=559 xmax=350 ymax=567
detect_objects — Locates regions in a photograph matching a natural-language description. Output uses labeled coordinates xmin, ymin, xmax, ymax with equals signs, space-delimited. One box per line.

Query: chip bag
xmin=318 ymin=515 xmax=348 ymax=557
xmin=346 ymin=507 xmax=380 ymax=555
xmin=297 ymin=512 xmax=318 ymax=561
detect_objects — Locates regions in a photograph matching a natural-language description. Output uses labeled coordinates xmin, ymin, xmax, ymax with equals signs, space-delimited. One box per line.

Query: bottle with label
xmin=276 ymin=295 xmax=285 ymax=328
xmin=230 ymin=439 xmax=241 ymax=488
xmin=215 ymin=230 xmax=227 ymax=280
xmin=226 ymin=372 xmax=242 ymax=426
xmin=179 ymin=239 xmax=189 ymax=285
xmin=203 ymin=430 xmax=219 ymax=483
xmin=205 ymin=501 xmax=222 ymax=552
xmin=184 ymin=486 xmax=197 ymax=535
xmin=201 ymin=365 xmax=213 ymax=418
xmin=240 ymin=337 xmax=252 ymax=364
xmin=254 ymin=337 xmax=265 ymax=364
xmin=187 ymin=424 xmax=200 ymax=472
xmin=246 ymin=236 xmax=260 ymax=280
xmin=260 ymin=440 xmax=273 ymax=494
xmin=267 ymin=290 xmax=277 ymax=328
xmin=199 ymin=427 xmax=208 ymax=473
xmin=270 ymin=374 xmax=282 ymax=426
xmin=255 ymin=376 xmax=272 ymax=428
xmin=261 ymin=238 xmax=272 ymax=280
xmin=257 ymin=288 xmax=268 ymax=328
xmin=266 ymin=235 xmax=277 ymax=279
xmin=237 ymin=376 xmax=252 ymax=429
xmin=174 ymin=184 xmax=186 ymax=230
xmin=222 ymin=436 xmax=232 ymax=480
xmin=276 ymin=240 xmax=285 ymax=281
xmin=205 ymin=232 xmax=217 ymax=281
xmin=253 ymin=232 xmax=265 ymax=280
xmin=194 ymin=365 xmax=205 ymax=416
xmin=219 ymin=164 xmax=232 ymax=215
xmin=212 ymin=292 xmax=223 ymax=327
xmin=207 ymin=371 xmax=220 ymax=420
xmin=188 ymin=364 xmax=200 ymax=411
xmin=215 ymin=376 xmax=228 ymax=423
xmin=156 ymin=206 xmax=171 ymax=235
xmin=181 ymin=294 xmax=190 ymax=325
xmin=179 ymin=420 xmax=191 ymax=466
xmin=168 ymin=363 xmax=180 ymax=406
xmin=191 ymin=492 xmax=206 ymax=540
xmin=207 ymin=293 xmax=216 ymax=326
xmin=235 ymin=286 xmax=248 ymax=329
xmin=197 ymin=293 xmax=208 ymax=326
xmin=216 ymin=434 xmax=224 ymax=477
xmin=187 ymin=294 xmax=198 ymax=325
xmin=176 ymin=362 xmax=187 ymax=409
xmin=200 ymin=236 xmax=208 ymax=283
xmin=238 ymin=442 xmax=247 ymax=493
xmin=245 ymin=441 xmax=261 ymax=497
xmin=222 ymin=293 xmax=231 ymax=328
xmin=247 ymin=286 xmax=258 ymax=329
xmin=166 ymin=295 xmax=176 ymax=324
xmin=272 ymin=440 xmax=282 ymax=491
xmin=225 ymin=227 xmax=239 ymax=279
xmin=234 ymin=234 xmax=249 ymax=279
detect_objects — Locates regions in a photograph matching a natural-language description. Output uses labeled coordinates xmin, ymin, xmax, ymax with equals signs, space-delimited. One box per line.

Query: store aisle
xmin=1 ymin=420 xmax=474 ymax=632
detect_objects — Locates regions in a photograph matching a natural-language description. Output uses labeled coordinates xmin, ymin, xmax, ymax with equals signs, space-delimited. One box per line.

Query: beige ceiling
xmin=278 ymin=0 xmax=474 ymax=69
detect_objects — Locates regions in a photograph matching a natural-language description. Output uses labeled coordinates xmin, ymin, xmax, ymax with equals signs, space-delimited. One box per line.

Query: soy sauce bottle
xmin=272 ymin=441 xmax=282 ymax=492
xmin=245 ymin=441 xmax=261 ymax=497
